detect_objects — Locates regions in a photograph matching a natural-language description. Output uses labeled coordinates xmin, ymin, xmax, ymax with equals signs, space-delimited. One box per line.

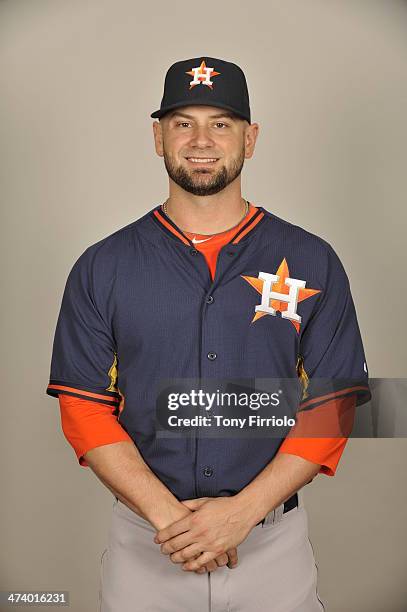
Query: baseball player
xmin=46 ymin=57 xmax=371 ymax=611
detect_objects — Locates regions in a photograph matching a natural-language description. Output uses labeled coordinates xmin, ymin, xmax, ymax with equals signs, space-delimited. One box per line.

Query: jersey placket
xmin=150 ymin=205 xmax=267 ymax=498
xmin=195 ymin=242 xmax=244 ymax=497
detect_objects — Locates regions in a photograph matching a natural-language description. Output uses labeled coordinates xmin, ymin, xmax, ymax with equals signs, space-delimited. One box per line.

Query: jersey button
xmin=205 ymin=295 xmax=214 ymax=304
xmin=203 ymin=466 xmax=213 ymax=477
xmin=207 ymin=352 xmax=217 ymax=360
xmin=190 ymin=248 xmax=198 ymax=256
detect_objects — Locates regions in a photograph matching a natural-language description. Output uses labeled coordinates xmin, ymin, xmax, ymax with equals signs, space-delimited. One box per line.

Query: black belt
xmin=255 ymin=492 xmax=298 ymax=526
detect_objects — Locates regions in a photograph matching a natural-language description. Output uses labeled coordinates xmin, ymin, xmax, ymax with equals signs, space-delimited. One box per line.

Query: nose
xmin=188 ymin=125 xmax=215 ymax=148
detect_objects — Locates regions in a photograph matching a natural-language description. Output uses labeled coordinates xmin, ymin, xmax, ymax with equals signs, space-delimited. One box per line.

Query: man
xmin=46 ymin=57 xmax=371 ymax=611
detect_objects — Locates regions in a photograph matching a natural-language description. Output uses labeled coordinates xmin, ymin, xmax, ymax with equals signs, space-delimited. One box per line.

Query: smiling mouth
xmin=185 ymin=157 xmax=219 ymax=165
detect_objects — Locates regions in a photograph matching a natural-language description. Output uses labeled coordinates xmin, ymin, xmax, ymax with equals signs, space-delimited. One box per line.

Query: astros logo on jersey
xmin=241 ymin=258 xmax=321 ymax=333
xmin=186 ymin=60 xmax=220 ymax=90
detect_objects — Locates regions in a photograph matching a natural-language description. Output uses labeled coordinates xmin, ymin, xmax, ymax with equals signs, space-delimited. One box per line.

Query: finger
xmin=204 ymin=559 xmax=218 ymax=572
xmin=192 ymin=554 xmax=212 ymax=574
xmin=180 ymin=498 xmax=210 ymax=511
xmin=226 ymin=547 xmax=239 ymax=568
xmin=214 ymin=553 xmax=229 ymax=567
xmin=182 ymin=551 xmax=217 ymax=572
xmin=190 ymin=555 xmax=213 ymax=574
xmin=170 ymin=543 xmax=204 ymax=564
xmin=194 ymin=560 xmax=218 ymax=574
xmin=154 ymin=516 xmax=190 ymax=544
xmin=161 ymin=532 xmax=195 ymax=555
xmin=195 ymin=552 xmax=232 ymax=572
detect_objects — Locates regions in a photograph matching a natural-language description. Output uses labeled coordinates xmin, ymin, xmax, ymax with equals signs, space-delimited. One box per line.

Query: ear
xmin=244 ymin=122 xmax=259 ymax=159
xmin=152 ymin=120 xmax=164 ymax=157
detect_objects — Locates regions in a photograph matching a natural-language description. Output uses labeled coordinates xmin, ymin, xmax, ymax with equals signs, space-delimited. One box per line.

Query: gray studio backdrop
xmin=1 ymin=1 xmax=406 ymax=611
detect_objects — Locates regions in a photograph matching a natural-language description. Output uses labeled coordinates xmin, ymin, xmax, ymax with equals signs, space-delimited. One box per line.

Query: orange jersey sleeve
xmin=277 ymin=394 xmax=357 ymax=476
xmin=58 ymin=393 xmax=133 ymax=467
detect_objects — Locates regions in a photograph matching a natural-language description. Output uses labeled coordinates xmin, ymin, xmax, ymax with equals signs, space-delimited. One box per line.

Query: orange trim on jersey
xmin=184 ymin=204 xmax=258 ymax=241
xmin=231 ymin=210 xmax=265 ymax=244
xmin=153 ymin=209 xmax=191 ymax=245
xmin=290 ymin=394 xmax=356 ymax=438
xmin=47 ymin=383 xmax=120 ymax=404
xmin=154 ymin=202 xmax=262 ymax=246
xmin=278 ymin=437 xmax=348 ymax=477
xmin=299 ymin=385 xmax=368 ymax=411
xmin=180 ymin=203 xmax=259 ymax=281
xmin=277 ymin=394 xmax=356 ymax=476
xmin=58 ymin=394 xmax=133 ymax=467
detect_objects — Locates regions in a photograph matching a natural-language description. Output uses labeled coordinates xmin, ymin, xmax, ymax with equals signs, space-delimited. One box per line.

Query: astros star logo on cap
xmin=186 ymin=60 xmax=221 ymax=90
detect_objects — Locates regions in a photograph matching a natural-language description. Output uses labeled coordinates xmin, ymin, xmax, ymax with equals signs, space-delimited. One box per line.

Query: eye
xmin=175 ymin=121 xmax=229 ymax=128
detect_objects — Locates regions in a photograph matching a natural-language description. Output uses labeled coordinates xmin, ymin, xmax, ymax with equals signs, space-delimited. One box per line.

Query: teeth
xmin=187 ymin=158 xmax=217 ymax=162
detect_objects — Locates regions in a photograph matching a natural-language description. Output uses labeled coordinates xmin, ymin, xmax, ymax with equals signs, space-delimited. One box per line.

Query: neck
xmin=163 ymin=190 xmax=248 ymax=235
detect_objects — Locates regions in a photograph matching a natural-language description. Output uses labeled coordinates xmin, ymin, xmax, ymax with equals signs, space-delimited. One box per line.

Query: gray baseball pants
xmin=99 ymin=488 xmax=325 ymax=612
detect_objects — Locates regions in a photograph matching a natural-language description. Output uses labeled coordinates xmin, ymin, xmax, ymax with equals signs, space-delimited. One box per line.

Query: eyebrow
xmin=168 ymin=110 xmax=237 ymax=121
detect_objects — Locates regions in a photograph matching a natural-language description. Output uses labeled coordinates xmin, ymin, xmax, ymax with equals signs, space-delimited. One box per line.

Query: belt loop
xmin=262 ymin=508 xmax=274 ymax=526
xmin=297 ymin=488 xmax=305 ymax=509
xmin=272 ymin=502 xmax=284 ymax=525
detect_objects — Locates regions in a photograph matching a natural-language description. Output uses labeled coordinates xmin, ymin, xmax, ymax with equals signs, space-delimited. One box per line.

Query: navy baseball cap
xmin=150 ymin=56 xmax=251 ymax=124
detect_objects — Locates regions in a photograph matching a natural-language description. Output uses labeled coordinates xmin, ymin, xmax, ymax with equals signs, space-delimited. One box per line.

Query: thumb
xmin=181 ymin=497 xmax=211 ymax=511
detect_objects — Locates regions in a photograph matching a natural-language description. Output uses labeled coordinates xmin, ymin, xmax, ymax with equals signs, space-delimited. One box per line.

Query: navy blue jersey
xmin=46 ymin=204 xmax=371 ymax=499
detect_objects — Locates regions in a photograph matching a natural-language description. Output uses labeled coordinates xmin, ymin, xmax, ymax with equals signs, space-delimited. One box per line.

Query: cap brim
xmin=150 ymin=100 xmax=250 ymax=123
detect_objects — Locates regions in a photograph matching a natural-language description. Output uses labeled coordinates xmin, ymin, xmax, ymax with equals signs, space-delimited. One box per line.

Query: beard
xmin=163 ymin=145 xmax=245 ymax=196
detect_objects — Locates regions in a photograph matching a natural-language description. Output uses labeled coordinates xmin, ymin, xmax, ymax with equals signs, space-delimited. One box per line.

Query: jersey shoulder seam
xmin=262 ymin=209 xmax=334 ymax=256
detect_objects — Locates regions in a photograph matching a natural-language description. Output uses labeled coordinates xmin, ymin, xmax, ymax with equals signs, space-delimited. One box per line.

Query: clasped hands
xmin=153 ymin=496 xmax=253 ymax=574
